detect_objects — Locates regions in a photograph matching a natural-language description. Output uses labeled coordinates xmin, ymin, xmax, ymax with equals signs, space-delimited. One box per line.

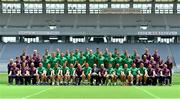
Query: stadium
xmin=0 ymin=0 xmax=180 ymax=99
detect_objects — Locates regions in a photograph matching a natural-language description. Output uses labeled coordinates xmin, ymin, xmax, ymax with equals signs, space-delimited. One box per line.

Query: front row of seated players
xmin=8 ymin=61 xmax=171 ymax=86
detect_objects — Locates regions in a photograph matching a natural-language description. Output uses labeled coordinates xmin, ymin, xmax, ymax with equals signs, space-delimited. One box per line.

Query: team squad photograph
xmin=7 ymin=48 xmax=173 ymax=86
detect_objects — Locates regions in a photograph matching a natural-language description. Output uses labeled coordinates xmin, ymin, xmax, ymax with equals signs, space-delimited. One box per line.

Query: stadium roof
xmin=0 ymin=0 xmax=178 ymax=2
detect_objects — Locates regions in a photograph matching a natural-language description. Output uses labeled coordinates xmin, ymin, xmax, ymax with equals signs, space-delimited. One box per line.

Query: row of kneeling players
xmin=8 ymin=61 xmax=171 ymax=86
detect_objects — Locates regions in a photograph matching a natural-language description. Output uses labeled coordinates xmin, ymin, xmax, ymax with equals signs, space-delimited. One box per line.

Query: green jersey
xmin=114 ymin=67 xmax=124 ymax=76
xmin=115 ymin=57 xmax=123 ymax=66
xmin=130 ymin=67 xmax=138 ymax=76
xmin=65 ymin=53 xmax=70 ymax=59
xmin=86 ymin=54 xmax=95 ymax=67
xmin=62 ymin=67 xmax=69 ymax=75
xmin=131 ymin=53 xmax=136 ymax=60
xmin=103 ymin=52 xmax=109 ymax=60
xmin=46 ymin=68 xmax=53 ymax=75
xmin=42 ymin=59 xmax=50 ymax=68
xmin=123 ymin=58 xmax=133 ymax=68
xmin=83 ymin=67 xmax=92 ymax=75
xmin=124 ymin=68 xmax=130 ymax=75
xmin=56 ymin=53 xmax=60 ymax=59
xmin=69 ymin=68 xmax=75 ymax=76
xmin=37 ymin=67 xmax=46 ymax=74
xmin=68 ymin=56 xmax=77 ymax=66
xmin=74 ymin=52 xmax=80 ymax=58
xmin=139 ymin=67 xmax=147 ymax=75
xmin=49 ymin=57 xmax=58 ymax=68
xmin=97 ymin=56 xmax=105 ymax=67
xmin=107 ymin=67 xmax=114 ymax=75
xmin=106 ymin=57 xmax=115 ymax=66
xmin=112 ymin=53 xmax=118 ymax=59
xmin=121 ymin=54 xmax=126 ymax=59
xmin=58 ymin=57 xmax=67 ymax=66
xmin=53 ymin=67 xmax=61 ymax=75
xmin=84 ymin=51 xmax=90 ymax=57
xmin=77 ymin=56 xmax=86 ymax=65
xmin=94 ymin=52 xmax=99 ymax=57
xmin=44 ymin=53 xmax=51 ymax=60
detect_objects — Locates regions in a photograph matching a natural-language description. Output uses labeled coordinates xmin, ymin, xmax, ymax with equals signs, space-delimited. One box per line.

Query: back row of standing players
xmin=8 ymin=48 xmax=173 ymax=86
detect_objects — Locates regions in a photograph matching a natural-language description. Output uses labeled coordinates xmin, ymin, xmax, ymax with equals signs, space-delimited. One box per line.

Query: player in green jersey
xmin=61 ymin=63 xmax=70 ymax=84
xmin=45 ymin=63 xmax=54 ymax=85
xmin=65 ymin=49 xmax=70 ymax=59
xmin=58 ymin=53 xmax=67 ymax=67
xmin=123 ymin=63 xmax=133 ymax=85
xmin=53 ymin=63 xmax=61 ymax=85
xmin=82 ymin=63 xmax=92 ymax=83
xmin=84 ymin=48 xmax=90 ymax=57
xmin=43 ymin=48 xmax=51 ymax=60
xmin=114 ymin=63 xmax=125 ymax=84
xmin=86 ymin=50 xmax=95 ymax=68
xmin=112 ymin=48 xmax=119 ymax=59
xmin=131 ymin=49 xmax=138 ymax=60
xmin=138 ymin=62 xmax=148 ymax=85
xmin=77 ymin=52 xmax=86 ymax=67
xmin=42 ymin=55 xmax=50 ymax=69
xmin=115 ymin=53 xmax=123 ymax=67
xmin=106 ymin=64 xmax=115 ymax=85
xmin=36 ymin=63 xmax=46 ymax=84
xmin=103 ymin=48 xmax=109 ymax=67
xmin=74 ymin=48 xmax=81 ymax=58
xmin=69 ymin=63 xmax=76 ymax=84
xmin=106 ymin=52 xmax=115 ymax=67
xmin=103 ymin=48 xmax=109 ymax=60
xmin=94 ymin=48 xmax=100 ymax=57
xmin=49 ymin=52 xmax=58 ymax=68
xmin=123 ymin=55 xmax=133 ymax=68
xmin=67 ymin=51 xmax=77 ymax=67
xmin=55 ymin=48 xmax=61 ymax=59
xmin=97 ymin=52 xmax=105 ymax=68
xmin=130 ymin=63 xmax=139 ymax=85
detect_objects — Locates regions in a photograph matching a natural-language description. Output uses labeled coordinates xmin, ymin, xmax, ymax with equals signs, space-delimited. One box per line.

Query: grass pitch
xmin=0 ymin=73 xmax=180 ymax=99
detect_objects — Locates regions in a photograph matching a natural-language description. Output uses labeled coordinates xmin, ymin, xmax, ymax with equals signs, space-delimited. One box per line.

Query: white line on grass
xmin=5 ymin=97 xmax=180 ymax=99
xmin=21 ymin=87 xmax=52 ymax=99
xmin=134 ymin=86 xmax=161 ymax=99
